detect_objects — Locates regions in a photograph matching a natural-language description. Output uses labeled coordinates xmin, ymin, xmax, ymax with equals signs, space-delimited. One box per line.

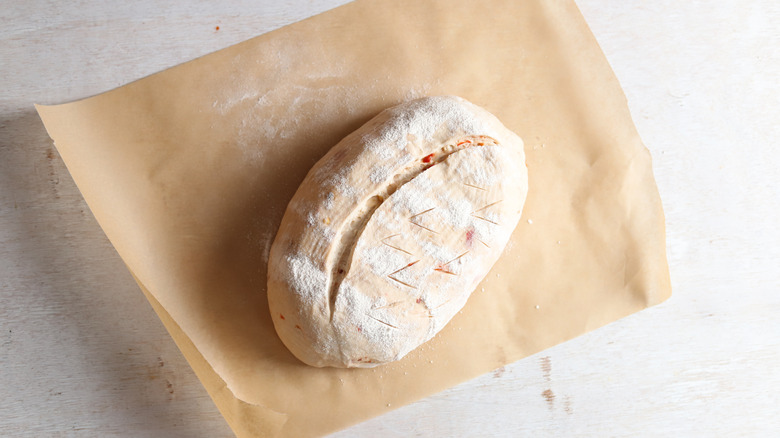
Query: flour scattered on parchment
xmin=209 ymin=51 xmax=357 ymax=164
xmin=212 ymin=91 xmax=261 ymax=116
xmin=404 ymin=83 xmax=434 ymax=101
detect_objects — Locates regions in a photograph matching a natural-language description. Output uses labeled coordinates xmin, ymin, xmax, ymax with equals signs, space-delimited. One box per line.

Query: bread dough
xmin=267 ymin=96 xmax=528 ymax=367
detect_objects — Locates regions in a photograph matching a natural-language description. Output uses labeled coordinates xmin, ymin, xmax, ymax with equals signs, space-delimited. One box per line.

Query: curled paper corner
xmin=217 ymin=383 xmax=290 ymax=438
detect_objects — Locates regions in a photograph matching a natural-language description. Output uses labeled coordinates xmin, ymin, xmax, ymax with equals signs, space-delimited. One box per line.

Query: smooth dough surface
xmin=267 ymin=96 xmax=528 ymax=367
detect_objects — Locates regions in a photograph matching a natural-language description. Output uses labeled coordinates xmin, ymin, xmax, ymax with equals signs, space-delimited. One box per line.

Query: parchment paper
xmin=36 ymin=0 xmax=671 ymax=436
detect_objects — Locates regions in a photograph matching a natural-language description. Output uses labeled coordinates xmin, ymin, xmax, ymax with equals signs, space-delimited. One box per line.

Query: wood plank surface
xmin=1 ymin=1 xmax=778 ymax=436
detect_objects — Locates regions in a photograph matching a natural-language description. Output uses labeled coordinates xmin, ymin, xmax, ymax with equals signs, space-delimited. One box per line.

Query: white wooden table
xmin=2 ymin=1 xmax=778 ymax=436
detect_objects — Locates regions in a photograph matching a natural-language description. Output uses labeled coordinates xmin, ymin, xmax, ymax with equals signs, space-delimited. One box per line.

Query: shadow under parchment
xmin=0 ymin=110 xmax=232 ymax=436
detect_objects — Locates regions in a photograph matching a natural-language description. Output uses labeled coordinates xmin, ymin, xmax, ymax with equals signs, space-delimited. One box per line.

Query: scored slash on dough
xmin=365 ymin=314 xmax=399 ymax=330
xmin=463 ymin=182 xmax=488 ymax=191
xmin=380 ymin=234 xmax=413 ymax=255
xmin=371 ymin=300 xmax=405 ymax=311
xmin=434 ymin=251 xmax=469 ymax=275
xmin=387 ymin=260 xmax=420 ymax=289
xmin=430 ymin=295 xmax=455 ymax=311
xmin=408 ymin=208 xmax=439 ymax=234
xmin=471 ymin=200 xmax=503 ymax=225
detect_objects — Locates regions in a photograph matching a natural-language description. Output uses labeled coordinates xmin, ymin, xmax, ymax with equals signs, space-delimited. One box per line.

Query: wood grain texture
xmin=1 ymin=0 xmax=778 ymax=436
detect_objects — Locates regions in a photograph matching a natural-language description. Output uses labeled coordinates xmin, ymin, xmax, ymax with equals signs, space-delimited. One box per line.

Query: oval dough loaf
xmin=267 ymin=96 xmax=528 ymax=367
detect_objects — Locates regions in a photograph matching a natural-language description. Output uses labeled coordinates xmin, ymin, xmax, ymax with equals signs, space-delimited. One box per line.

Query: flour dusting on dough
xmin=287 ymin=254 xmax=327 ymax=304
xmin=267 ymin=96 xmax=528 ymax=368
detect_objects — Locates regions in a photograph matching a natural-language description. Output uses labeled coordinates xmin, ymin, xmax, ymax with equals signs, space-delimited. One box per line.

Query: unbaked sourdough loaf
xmin=267 ymin=96 xmax=528 ymax=367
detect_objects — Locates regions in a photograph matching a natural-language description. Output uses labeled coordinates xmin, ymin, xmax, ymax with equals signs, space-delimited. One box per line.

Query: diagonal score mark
xmin=471 ymin=200 xmax=503 ymax=225
xmin=434 ymin=251 xmax=469 ymax=275
xmin=472 ymin=200 xmax=503 ymax=214
xmin=433 ymin=268 xmax=458 ymax=276
xmin=463 ymin=182 xmax=487 ymax=191
xmin=409 ymin=207 xmax=436 ymax=220
xmin=381 ymin=234 xmax=413 ymax=255
xmin=409 ymin=208 xmax=439 ymax=234
xmin=431 ymin=296 xmax=456 ymax=310
xmin=366 ymin=314 xmax=399 ymax=329
xmin=372 ymin=300 xmax=405 ymax=311
xmin=473 ymin=215 xmax=499 ymax=225
xmin=387 ymin=260 xmax=420 ymax=289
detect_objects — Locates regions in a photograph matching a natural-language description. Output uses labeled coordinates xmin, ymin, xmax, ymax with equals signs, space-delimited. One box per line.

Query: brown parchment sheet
xmin=36 ymin=0 xmax=671 ymax=436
